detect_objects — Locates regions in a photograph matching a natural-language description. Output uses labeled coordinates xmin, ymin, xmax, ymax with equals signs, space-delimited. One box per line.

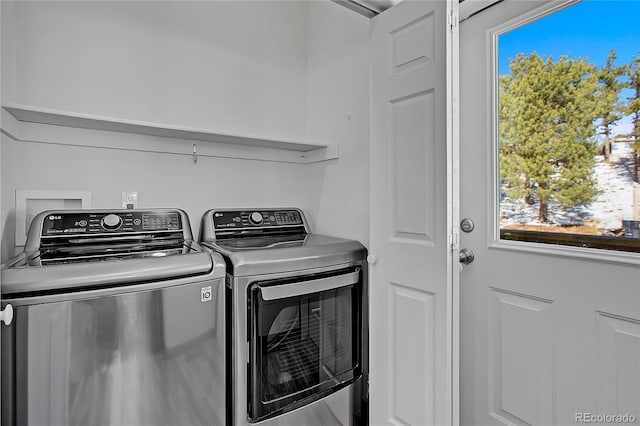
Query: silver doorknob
xmin=459 ymin=248 xmax=475 ymax=265
xmin=0 ymin=304 xmax=14 ymax=326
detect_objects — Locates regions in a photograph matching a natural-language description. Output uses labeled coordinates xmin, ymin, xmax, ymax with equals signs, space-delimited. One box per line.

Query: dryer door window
xmin=248 ymin=268 xmax=362 ymax=422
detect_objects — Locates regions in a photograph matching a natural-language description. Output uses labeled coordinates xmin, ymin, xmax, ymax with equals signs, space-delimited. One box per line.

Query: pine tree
xmin=500 ymin=53 xmax=600 ymax=222
xmin=627 ymin=52 xmax=640 ymax=182
xmin=596 ymin=50 xmax=626 ymax=163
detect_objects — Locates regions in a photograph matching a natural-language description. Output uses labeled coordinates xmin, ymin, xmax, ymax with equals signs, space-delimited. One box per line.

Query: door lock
xmin=460 ymin=218 xmax=475 ymax=233
xmin=459 ymin=248 xmax=475 ymax=265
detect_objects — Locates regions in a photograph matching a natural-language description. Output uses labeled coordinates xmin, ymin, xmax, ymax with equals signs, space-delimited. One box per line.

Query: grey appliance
xmin=200 ymin=208 xmax=368 ymax=426
xmin=1 ymin=209 xmax=226 ymax=426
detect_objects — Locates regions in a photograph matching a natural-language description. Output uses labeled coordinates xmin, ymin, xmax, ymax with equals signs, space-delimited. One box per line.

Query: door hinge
xmin=448 ymin=10 xmax=458 ymax=31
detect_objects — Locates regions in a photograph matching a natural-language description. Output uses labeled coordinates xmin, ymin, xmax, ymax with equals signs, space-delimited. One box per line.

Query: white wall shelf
xmin=2 ymin=104 xmax=339 ymax=163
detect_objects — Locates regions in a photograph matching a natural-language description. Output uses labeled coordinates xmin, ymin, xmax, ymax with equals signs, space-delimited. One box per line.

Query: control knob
xmin=249 ymin=212 xmax=263 ymax=225
xmin=101 ymin=214 xmax=123 ymax=231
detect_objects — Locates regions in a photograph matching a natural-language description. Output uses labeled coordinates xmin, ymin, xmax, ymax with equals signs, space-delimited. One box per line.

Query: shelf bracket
xmin=193 ymin=144 xmax=198 ymax=164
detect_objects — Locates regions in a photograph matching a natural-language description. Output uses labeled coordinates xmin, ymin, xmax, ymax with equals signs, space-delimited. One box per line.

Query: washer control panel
xmin=41 ymin=211 xmax=182 ymax=235
xmin=213 ymin=209 xmax=303 ymax=230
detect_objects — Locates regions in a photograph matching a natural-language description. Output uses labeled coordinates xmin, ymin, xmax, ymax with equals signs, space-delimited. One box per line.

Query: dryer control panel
xmin=212 ymin=209 xmax=303 ymax=230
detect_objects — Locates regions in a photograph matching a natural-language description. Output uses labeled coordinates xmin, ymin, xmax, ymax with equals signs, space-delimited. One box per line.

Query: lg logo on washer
xmin=201 ymin=286 xmax=213 ymax=303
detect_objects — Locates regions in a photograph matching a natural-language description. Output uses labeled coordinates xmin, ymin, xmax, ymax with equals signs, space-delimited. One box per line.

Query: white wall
xmin=0 ymin=0 xmax=313 ymax=260
xmin=0 ymin=131 xmax=307 ymax=259
xmin=0 ymin=0 xmax=371 ymax=259
xmin=1 ymin=1 xmax=15 ymax=106
xmin=1 ymin=134 xmax=14 ymax=261
xmin=9 ymin=0 xmax=308 ymax=140
xmin=305 ymin=1 xmax=370 ymax=246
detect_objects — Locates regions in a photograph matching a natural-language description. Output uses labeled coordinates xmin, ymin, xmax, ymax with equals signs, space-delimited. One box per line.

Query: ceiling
xmin=332 ymin=0 xmax=502 ymax=21
xmin=330 ymin=0 xmax=401 ymax=18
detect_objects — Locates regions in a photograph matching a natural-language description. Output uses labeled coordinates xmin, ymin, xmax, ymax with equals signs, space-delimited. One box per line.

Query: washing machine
xmin=1 ymin=208 xmax=226 ymax=426
xmin=200 ymin=208 xmax=368 ymax=426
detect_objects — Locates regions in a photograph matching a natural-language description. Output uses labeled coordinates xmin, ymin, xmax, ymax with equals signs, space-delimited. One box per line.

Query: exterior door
xmin=370 ymin=1 xmax=455 ymax=425
xmin=460 ymin=2 xmax=640 ymax=425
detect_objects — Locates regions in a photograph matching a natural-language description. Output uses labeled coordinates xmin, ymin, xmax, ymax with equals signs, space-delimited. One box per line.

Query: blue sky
xmin=498 ymin=0 xmax=640 ymax=136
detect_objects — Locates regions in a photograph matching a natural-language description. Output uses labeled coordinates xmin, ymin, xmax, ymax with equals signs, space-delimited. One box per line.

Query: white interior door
xmin=369 ymin=1 xmax=454 ymax=425
xmin=459 ymin=2 xmax=640 ymax=425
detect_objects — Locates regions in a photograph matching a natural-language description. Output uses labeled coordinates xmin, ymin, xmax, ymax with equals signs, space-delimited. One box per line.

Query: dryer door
xmin=248 ymin=268 xmax=362 ymax=422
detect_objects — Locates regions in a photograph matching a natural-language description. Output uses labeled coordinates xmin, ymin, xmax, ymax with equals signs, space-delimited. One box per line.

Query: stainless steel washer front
xmin=2 ymin=274 xmax=226 ymax=426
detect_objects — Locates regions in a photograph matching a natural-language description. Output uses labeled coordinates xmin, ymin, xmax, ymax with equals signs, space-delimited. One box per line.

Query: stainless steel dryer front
xmin=1 ymin=209 xmax=226 ymax=426
xmin=200 ymin=208 xmax=368 ymax=426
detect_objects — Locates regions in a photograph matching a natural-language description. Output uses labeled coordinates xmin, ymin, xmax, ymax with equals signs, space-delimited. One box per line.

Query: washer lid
xmin=202 ymin=234 xmax=367 ymax=276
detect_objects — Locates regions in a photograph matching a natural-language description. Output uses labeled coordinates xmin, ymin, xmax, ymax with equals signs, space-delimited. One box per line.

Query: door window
xmin=496 ymin=0 xmax=640 ymax=253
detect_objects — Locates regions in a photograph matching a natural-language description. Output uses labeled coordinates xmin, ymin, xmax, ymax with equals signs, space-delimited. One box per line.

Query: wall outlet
xmin=122 ymin=192 xmax=138 ymax=209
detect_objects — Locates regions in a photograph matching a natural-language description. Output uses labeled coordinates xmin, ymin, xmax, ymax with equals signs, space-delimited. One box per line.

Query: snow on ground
xmin=500 ymin=142 xmax=635 ymax=232
xmin=589 ymin=143 xmax=635 ymax=229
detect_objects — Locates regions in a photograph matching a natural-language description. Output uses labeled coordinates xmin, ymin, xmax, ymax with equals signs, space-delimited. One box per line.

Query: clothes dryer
xmin=200 ymin=208 xmax=368 ymax=426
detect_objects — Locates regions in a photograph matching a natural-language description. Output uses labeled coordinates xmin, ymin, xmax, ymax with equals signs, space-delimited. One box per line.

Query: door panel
xmin=597 ymin=312 xmax=640 ymax=415
xmin=460 ymin=1 xmax=640 ymax=425
xmin=370 ymin=1 xmax=451 ymax=424
xmin=391 ymin=90 xmax=436 ymax=242
xmin=389 ymin=285 xmax=435 ymax=426
xmin=488 ymin=288 xmax=555 ymax=426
